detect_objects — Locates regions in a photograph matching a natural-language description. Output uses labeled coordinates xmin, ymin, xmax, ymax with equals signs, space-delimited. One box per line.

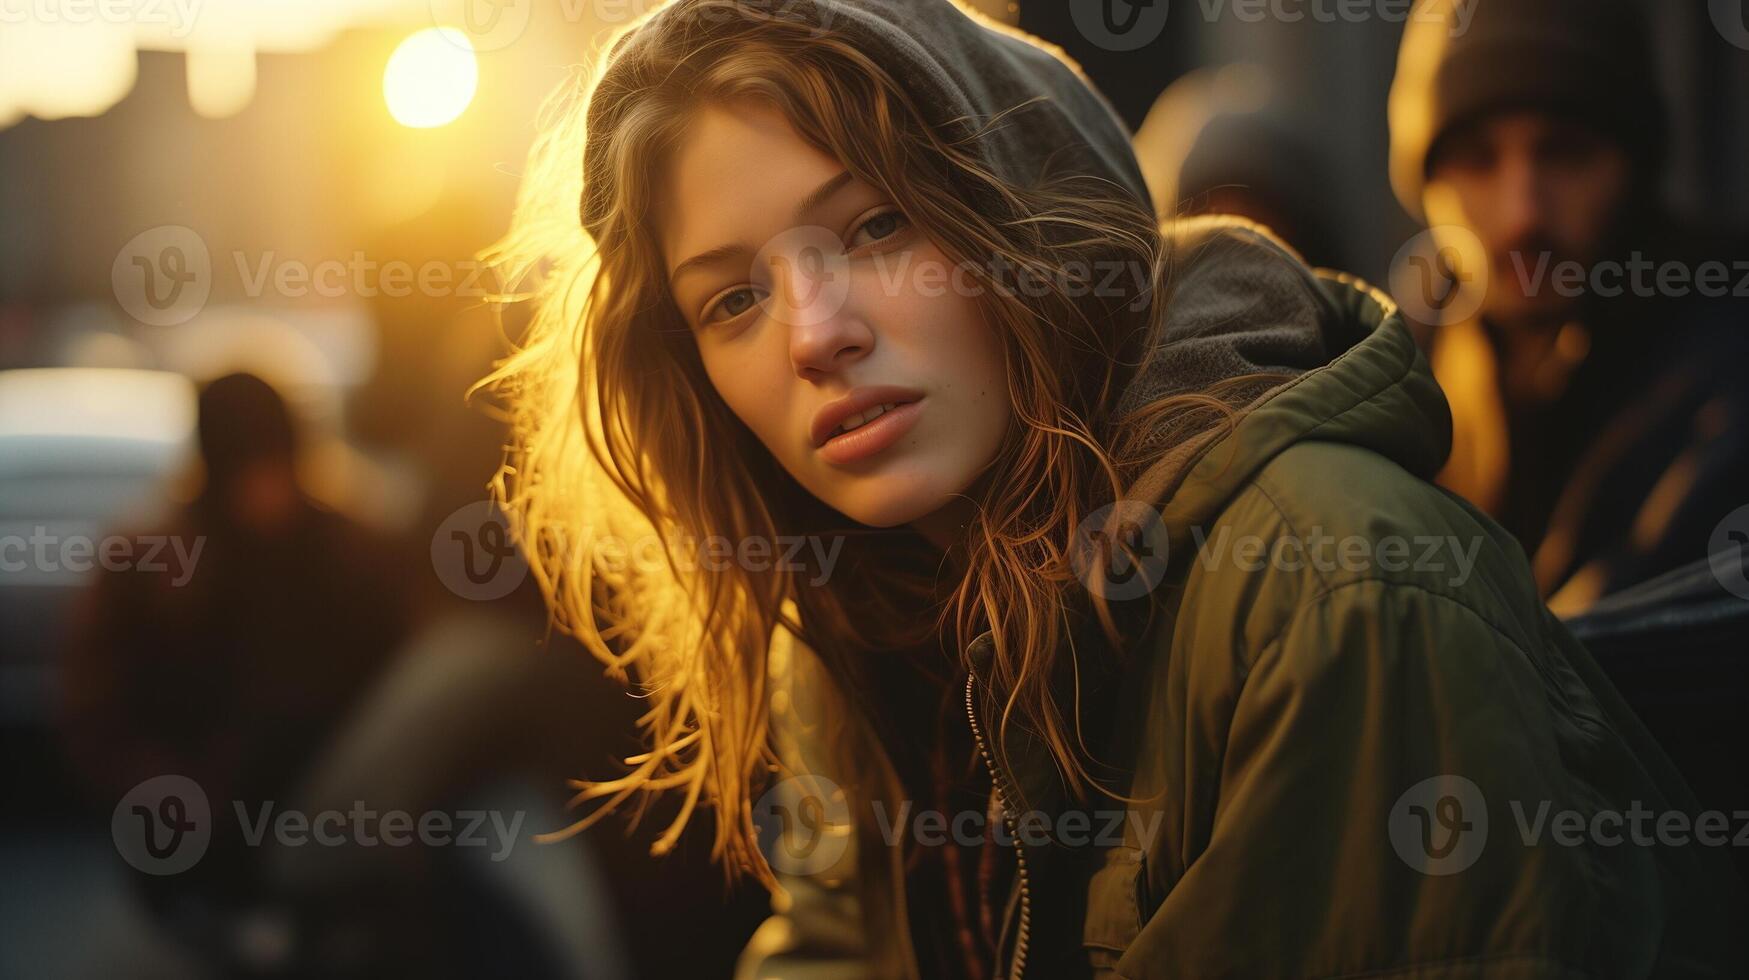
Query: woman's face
xmin=659 ymin=98 xmax=1011 ymax=536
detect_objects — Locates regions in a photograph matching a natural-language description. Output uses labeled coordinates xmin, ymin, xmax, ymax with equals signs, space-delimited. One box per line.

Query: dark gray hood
xmin=1120 ymin=216 xmax=1339 ymax=453
xmin=815 ymin=0 xmax=1151 ymax=207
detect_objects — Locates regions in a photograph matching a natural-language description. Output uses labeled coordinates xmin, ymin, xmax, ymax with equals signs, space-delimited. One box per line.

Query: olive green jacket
xmin=737 ymin=231 xmax=1749 ymax=979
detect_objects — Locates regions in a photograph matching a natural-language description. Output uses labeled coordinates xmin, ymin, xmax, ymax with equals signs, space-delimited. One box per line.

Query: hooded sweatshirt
xmin=578 ymin=2 xmax=1748 ymax=977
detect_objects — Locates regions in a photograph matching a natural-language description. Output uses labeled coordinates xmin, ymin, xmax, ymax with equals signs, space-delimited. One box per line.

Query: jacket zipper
xmin=964 ymin=672 xmax=1030 ymax=980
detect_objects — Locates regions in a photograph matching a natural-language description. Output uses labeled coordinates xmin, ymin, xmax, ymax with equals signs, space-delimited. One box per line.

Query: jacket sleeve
xmin=1121 ymin=577 xmax=1666 ymax=979
xmin=733 ymin=635 xmax=876 ymax=980
xmin=734 ymin=871 xmax=874 ymax=980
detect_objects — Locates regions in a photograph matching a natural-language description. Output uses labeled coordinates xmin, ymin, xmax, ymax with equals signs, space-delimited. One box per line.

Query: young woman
xmin=483 ymin=1 xmax=1747 ymax=976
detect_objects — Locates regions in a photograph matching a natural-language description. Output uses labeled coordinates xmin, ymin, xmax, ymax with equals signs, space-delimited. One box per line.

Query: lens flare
xmin=383 ymin=27 xmax=477 ymax=129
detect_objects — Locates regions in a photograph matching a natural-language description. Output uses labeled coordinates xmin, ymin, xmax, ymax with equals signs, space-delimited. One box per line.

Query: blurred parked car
xmin=0 ymin=367 xmax=196 ymax=724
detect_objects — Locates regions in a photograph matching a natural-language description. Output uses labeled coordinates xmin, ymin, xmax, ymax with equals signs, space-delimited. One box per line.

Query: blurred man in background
xmin=1134 ymin=63 xmax=1350 ymax=272
xmin=1391 ymin=1 xmax=1749 ymax=888
xmin=1389 ymin=0 xmax=1749 ymax=614
xmin=59 ymin=371 xmax=415 ymax=975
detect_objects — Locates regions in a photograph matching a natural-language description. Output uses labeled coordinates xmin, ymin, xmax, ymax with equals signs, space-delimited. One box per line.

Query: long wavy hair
xmin=480 ymin=0 xmax=1260 ymax=907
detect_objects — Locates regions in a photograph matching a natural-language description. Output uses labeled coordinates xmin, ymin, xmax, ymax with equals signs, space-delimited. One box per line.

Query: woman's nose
xmin=785 ymin=294 xmax=873 ymax=378
xmin=762 ymin=231 xmax=872 ymax=378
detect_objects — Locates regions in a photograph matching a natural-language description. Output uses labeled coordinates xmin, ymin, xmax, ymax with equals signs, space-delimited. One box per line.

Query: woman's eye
xmin=703 ymin=287 xmax=763 ymax=325
xmin=848 ymin=209 xmax=909 ymax=248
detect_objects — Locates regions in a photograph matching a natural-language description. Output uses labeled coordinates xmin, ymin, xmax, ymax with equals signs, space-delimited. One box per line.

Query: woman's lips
xmin=816 ymin=399 xmax=923 ymax=465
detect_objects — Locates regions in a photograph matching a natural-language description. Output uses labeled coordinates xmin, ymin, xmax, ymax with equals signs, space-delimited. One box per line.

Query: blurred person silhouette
xmin=59 ymin=371 xmax=416 ymax=976
xmin=345 ymin=191 xmax=769 ymax=978
xmin=1134 ymin=64 xmax=1349 ymax=271
xmin=1392 ymin=0 xmax=1749 ymax=887
xmin=1390 ymin=0 xmax=1749 ymax=614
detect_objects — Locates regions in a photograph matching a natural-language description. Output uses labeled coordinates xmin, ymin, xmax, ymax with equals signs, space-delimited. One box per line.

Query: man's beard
xmin=1486 ymin=235 xmax=1597 ymax=333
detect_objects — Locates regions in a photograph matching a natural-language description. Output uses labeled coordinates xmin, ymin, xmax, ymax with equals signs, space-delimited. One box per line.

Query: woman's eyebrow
xmin=667 ymin=170 xmax=855 ymax=287
xmin=791 ymin=169 xmax=855 ymax=223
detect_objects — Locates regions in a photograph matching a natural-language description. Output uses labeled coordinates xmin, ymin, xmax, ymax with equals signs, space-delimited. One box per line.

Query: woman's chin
xmin=824 ymin=475 xmax=955 ymax=531
xmin=837 ymin=495 xmax=943 ymax=530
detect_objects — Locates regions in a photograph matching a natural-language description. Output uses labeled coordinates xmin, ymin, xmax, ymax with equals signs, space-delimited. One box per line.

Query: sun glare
xmin=383 ymin=27 xmax=477 ymax=129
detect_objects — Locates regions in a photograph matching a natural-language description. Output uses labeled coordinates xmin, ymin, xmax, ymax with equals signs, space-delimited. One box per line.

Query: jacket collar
xmin=963 ymin=269 xmax=1444 ymax=828
xmin=963 ymin=602 xmax=1139 ymax=826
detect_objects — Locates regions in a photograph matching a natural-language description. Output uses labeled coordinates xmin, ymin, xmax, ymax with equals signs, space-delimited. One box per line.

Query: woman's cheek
xmin=701 ymin=339 xmax=787 ymax=454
